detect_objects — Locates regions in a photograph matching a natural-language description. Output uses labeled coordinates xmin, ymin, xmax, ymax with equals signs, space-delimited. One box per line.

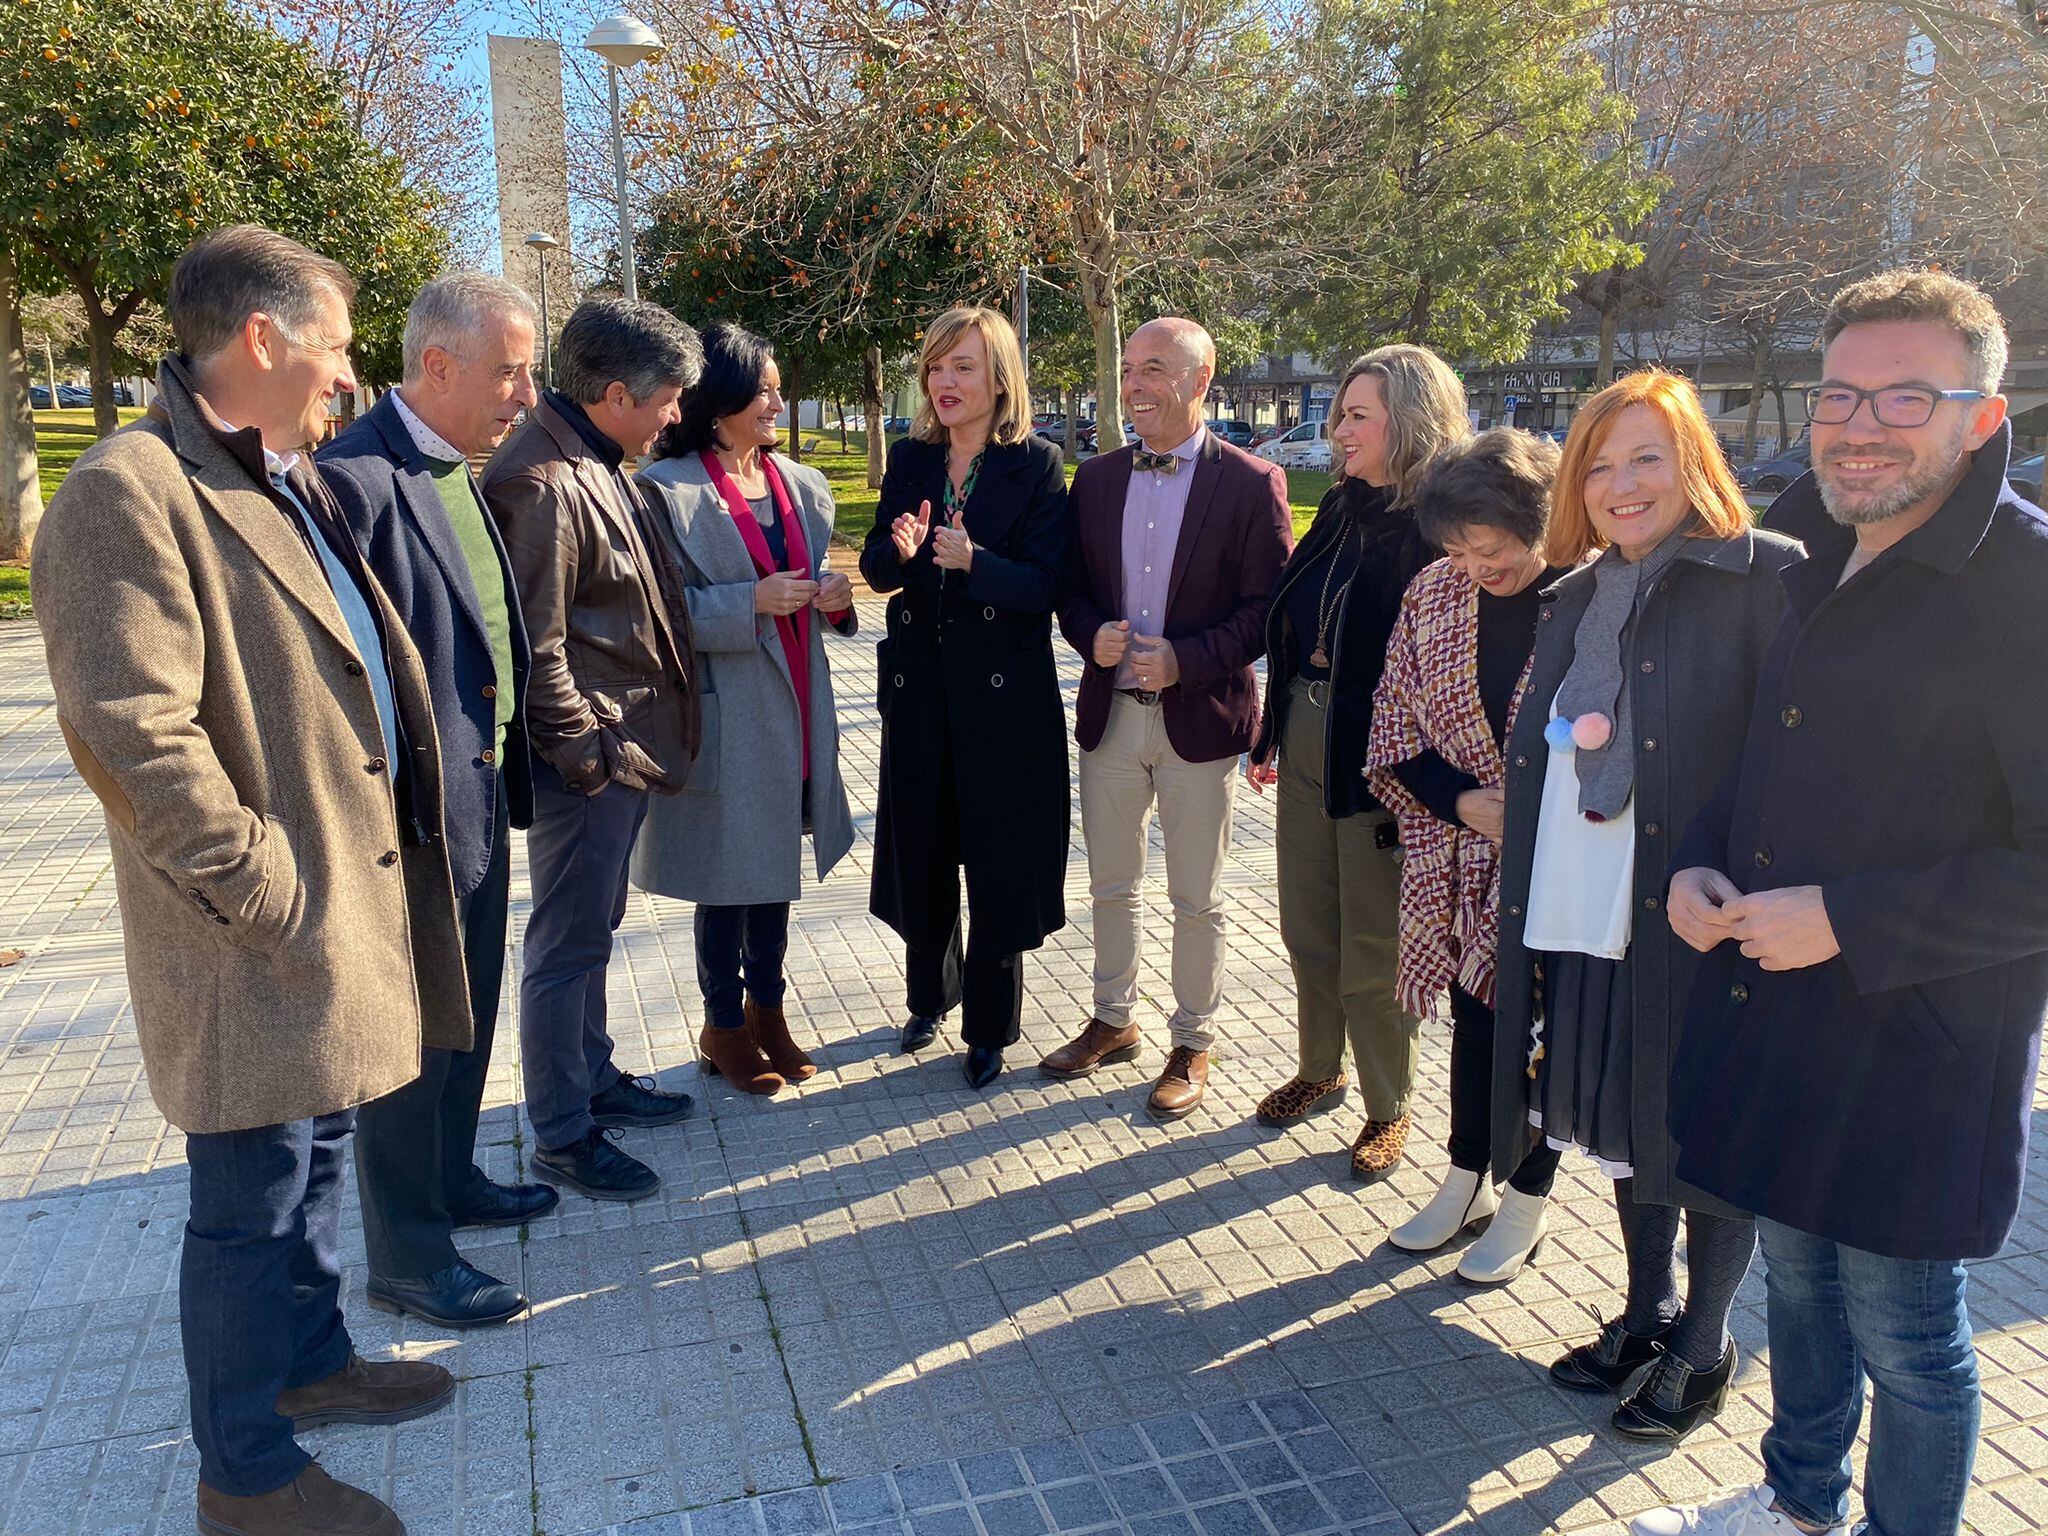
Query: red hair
xmin=1544 ymin=369 xmax=1750 ymax=567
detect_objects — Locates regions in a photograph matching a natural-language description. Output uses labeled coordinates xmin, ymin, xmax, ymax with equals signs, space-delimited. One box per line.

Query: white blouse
xmin=1522 ymin=690 xmax=1635 ymax=960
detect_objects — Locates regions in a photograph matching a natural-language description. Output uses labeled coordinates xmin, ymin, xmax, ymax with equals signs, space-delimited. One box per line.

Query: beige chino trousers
xmin=1275 ymin=677 xmax=1419 ymax=1121
xmin=1078 ymin=692 xmax=1239 ymax=1050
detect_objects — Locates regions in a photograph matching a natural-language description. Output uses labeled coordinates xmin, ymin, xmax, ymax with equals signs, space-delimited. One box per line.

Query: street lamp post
xmin=523 ymin=230 xmax=560 ymax=390
xmin=583 ymin=13 xmax=664 ymax=301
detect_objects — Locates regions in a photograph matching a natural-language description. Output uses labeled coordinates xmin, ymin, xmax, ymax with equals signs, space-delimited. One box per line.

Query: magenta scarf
xmin=700 ymin=449 xmax=813 ymax=780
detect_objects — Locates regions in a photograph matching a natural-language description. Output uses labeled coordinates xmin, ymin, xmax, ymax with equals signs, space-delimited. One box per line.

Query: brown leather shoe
xmin=198 ymin=1463 xmax=402 ymax=1536
xmin=697 ymin=1020 xmax=785 ymax=1095
xmin=274 ymin=1352 xmax=454 ymax=1431
xmin=745 ymin=998 xmax=817 ymax=1081
xmin=1255 ymin=1073 xmax=1348 ymax=1127
xmin=1146 ymin=1047 xmax=1210 ymax=1121
xmin=1350 ymin=1113 xmax=1412 ymax=1181
xmin=1038 ymin=1017 xmax=1142 ymax=1079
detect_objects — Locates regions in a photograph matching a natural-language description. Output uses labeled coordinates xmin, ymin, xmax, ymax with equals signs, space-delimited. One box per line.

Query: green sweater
xmin=427 ymin=457 xmax=516 ymax=760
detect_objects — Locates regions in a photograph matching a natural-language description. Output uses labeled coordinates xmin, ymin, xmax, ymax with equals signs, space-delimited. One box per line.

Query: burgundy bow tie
xmin=1134 ymin=449 xmax=1180 ymax=475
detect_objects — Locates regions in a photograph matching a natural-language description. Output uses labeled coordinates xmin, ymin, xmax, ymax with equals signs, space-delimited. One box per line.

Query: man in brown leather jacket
xmin=482 ymin=295 xmax=703 ymax=1202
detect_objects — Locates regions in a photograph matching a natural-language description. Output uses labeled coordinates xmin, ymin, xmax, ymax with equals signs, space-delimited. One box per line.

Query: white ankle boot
xmin=1456 ymin=1186 xmax=1549 ymax=1282
xmin=1390 ymin=1166 xmax=1497 ymax=1252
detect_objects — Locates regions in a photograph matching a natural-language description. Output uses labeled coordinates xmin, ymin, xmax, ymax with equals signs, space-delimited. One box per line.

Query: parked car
xmin=1206 ymin=418 xmax=1255 ymax=448
xmin=1249 ymin=423 xmax=1287 ymax=448
xmin=56 ymin=383 xmax=92 ymax=407
xmin=1734 ymin=443 xmax=1810 ymax=494
xmin=1254 ymin=417 xmax=1331 ymax=471
xmin=1033 ymin=417 xmax=1098 ymax=453
xmin=2010 ymin=452 xmax=2044 ymax=503
xmin=881 ymin=416 xmax=913 ymax=436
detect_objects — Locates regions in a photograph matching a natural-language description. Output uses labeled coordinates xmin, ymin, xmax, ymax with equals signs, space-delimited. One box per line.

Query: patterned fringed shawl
xmin=1366 ymin=558 xmax=1532 ymax=1017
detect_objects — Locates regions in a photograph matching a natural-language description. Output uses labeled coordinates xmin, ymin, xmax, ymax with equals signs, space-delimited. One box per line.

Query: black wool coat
xmin=1492 ymin=526 xmax=1805 ymax=1210
xmin=1251 ymin=479 xmax=1435 ymax=817
xmin=859 ymin=434 xmax=1071 ymax=957
xmin=1672 ymin=426 xmax=2048 ymax=1261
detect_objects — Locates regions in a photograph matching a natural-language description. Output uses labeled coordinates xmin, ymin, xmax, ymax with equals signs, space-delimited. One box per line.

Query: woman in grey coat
xmin=635 ymin=324 xmax=857 ymax=1095
xmin=1491 ymin=372 xmax=1801 ymax=1443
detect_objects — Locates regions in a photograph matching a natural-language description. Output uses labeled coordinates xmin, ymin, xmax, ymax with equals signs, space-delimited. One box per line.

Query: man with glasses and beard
xmin=1642 ymin=270 xmax=2048 ymax=1535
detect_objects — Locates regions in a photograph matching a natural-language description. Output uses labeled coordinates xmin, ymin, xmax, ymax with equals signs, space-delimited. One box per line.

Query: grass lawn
xmin=0 ymin=562 xmax=26 ymax=618
xmin=800 ymin=428 xmax=1333 ymax=549
xmin=33 ymin=407 xmax=142 ymax=505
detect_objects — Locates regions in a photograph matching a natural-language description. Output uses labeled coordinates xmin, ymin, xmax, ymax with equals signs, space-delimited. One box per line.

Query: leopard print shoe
xmin=1350 ymin=1113 xmax=1411 ymax=1182
xmin=1255 ymin=1074 xmax=1348 ymax=1127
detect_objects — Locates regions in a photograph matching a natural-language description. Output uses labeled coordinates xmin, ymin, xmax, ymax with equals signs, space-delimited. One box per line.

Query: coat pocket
xmin=684 ymin=693 xmax=722 ymax=796
xmin=1895 ymin=983 xmax=1963 ymax=1066
xmin=213 ymin=814 xmax=304 ymax=959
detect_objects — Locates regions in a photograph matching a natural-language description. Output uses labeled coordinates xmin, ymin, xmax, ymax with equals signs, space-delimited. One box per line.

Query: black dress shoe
xmin=1550 ymin=1315 xmax=1678 ymax=1394
xmin=589 ymin=1073 xmax=694 ymax=1129
xmin=366 ymin=1259 xmax=527 ymax=1329
xmin=900 ymin=1015 xmax=940 ymax=1053
xmin=532 ymin=1129 xmax=662 ymax=1202
xmin=1612 ymin=1341 xmax=1738 ymax=1441
xmin=449 ymin=1179 xmax=560 ymax=1230
xmin=963 ymin=1046 xmax=1004 ymax=1089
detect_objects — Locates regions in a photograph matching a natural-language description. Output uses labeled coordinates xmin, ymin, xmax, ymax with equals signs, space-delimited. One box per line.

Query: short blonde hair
xmin=1336 ymin=345 xmax=1469 ymax=509
xmin=912 ymin=306 xmax=1032 ymax=447
xmin=1545 ymin=369 xmax=1750 ymax=566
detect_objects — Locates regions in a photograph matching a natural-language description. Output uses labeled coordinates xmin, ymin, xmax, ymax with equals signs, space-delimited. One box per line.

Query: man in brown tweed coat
xmin=32 ymin=226 xmax=470 ymax=1536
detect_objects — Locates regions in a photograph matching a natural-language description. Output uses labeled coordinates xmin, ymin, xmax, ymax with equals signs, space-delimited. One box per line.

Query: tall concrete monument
xmin=489 ymin=36 xmax=576 ymax=339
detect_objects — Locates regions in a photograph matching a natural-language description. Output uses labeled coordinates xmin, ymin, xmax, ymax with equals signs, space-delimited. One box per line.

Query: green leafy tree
xmin=1286 ymin=0 xmax=1652 ymax=365
xmin=640 ymin=97 xmax=1054 ymax=479
xmin=0 ymin=0 xmax=448 ymax=434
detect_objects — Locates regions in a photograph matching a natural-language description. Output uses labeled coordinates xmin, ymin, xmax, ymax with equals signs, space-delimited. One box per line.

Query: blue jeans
xmin=694 ymin=902 xmax=790 ymax=1029
xmin=1757 ymin=1218 xmax=1979 ymax=1535
xmin=181 ymin=1112 xmax=357 ymax=1496
xmin=520 ymin=762 xmax=645 ymax=1151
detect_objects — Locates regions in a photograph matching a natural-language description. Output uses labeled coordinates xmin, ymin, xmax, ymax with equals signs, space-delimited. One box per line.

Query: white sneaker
xmin=1455 ymin=1185 xmax=1549 ymax=1282
xmin=1389 ymin=1166 xmax=1496 ymax=1252
xmin=1631 ymin=1485 xmax=1848 ymax=1535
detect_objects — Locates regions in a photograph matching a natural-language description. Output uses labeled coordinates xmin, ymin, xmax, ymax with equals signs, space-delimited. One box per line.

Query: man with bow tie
xmin=1047 ymin=318 xmax=1294 ymax=1118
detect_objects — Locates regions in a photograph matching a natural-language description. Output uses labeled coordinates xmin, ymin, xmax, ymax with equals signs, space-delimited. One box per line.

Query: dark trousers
xmin=906 ymin=935 xmax=1023 ymax=1048
xmin=1447 ymin=983 xmax=1560 ymax=1196
xmin=521 ymin=761 xmax=646 ymax=1152
xmin=182 ymin=1111 xmax=356 ymax=1497
xmin=355 ymin=792 xmax=511 ymax=1278
xmin=696 ymin=902 xmax=791 ymax=1030
xmin=894 ymin=720 xmax=1024 ymax=1049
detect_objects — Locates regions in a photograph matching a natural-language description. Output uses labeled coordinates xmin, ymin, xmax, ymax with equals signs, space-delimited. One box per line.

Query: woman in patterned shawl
xmin=1366 ymin=428 xmax=1570 ymax=1284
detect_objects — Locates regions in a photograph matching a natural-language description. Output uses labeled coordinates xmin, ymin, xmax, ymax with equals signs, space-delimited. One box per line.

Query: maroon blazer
xmin=1058 ymin=433 xmax=1294 ymax=763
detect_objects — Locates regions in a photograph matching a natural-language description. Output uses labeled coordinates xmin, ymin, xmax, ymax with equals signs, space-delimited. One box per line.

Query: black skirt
xmin=1530 ymin=949 xmax=1635 ymax=1173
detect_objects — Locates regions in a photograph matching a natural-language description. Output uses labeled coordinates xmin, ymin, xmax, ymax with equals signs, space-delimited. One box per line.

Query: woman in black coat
xmin=1245 ymin=345 xmax=1469 ymax=1181
xmin=860 ymin=305 xmax=1070 ymax=1090
xmin=1491 ymin=371 xmax=1801 ymax=1444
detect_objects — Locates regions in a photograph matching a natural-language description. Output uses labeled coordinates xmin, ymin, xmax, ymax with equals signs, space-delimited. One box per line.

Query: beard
xmin=1816 ymin=419 xmax=1970 ymax=527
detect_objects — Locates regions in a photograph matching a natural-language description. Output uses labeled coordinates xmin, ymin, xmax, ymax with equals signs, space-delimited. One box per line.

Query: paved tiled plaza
xmin=0 ymin=607 xmax=2044 ymax=1536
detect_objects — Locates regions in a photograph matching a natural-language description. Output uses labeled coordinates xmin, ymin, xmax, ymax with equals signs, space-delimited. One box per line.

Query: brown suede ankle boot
xmin=197 ymin=1463 xmax=402 ymax=1536
xmin=698 ymin=1020 xmax=785 ymax=1094
xmin=745 ymin=998 xmax=817 ymax=1081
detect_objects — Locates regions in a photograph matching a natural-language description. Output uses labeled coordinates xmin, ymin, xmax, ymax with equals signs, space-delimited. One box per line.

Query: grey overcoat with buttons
xmin=630 ymin=451 xmax=857 ymax=906
xmin=1489 ymin=526 xmax=1804 ymax=1212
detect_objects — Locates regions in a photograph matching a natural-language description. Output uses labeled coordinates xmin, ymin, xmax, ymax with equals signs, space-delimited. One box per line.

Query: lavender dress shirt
xmin=1113 ymin=426 xmax=1206 ymax=690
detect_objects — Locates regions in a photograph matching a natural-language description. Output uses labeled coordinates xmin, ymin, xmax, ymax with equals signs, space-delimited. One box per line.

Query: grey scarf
xmin=1553 ymin=527 xmax=1693 ymax=821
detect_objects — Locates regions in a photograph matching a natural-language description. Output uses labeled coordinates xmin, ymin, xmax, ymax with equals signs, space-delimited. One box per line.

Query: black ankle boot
xmin=963 ymin=1046 xmax=1003 ymax=1089
xmin=901 ymin=1014 xmax=940 ymax=1053
xmin=1612 ymin=1341 xmax=1738 ymax=1441
xmin=1549 ymin=1315 xmax=1677 ymax=1394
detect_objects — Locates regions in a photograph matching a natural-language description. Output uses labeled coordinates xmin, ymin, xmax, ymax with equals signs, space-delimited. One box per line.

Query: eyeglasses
xmin=1805 ymin=384 xmax=1986 ymax=429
